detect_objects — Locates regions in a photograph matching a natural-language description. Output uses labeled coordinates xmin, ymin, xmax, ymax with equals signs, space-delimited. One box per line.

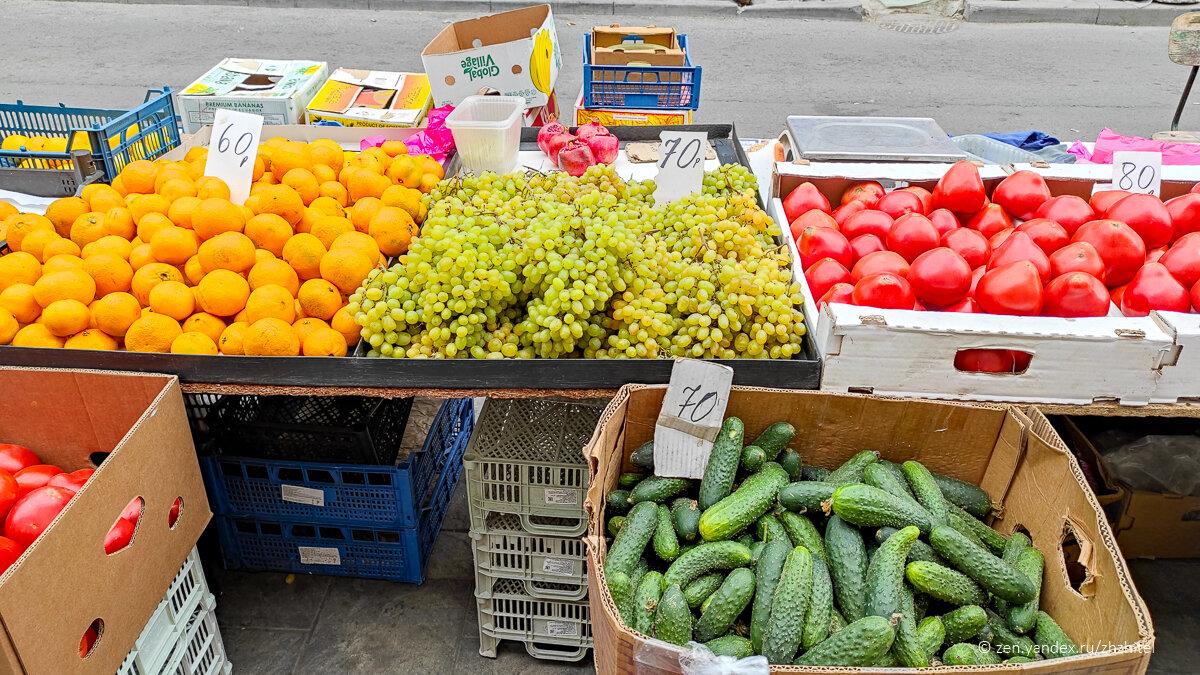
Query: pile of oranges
xmin=0 ymin=136 xmax=443 ymax=357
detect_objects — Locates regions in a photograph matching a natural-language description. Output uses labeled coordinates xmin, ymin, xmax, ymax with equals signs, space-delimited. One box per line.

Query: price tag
xmin=1112 ymin=151 xmax=1162 ymax=197
xmin=653 ymin=130 xmax=707 ymax=204
xmin=203 ymin=109 xmax=264 ymax=206
xmin=653 ymin=358 xmax=734 ymax=479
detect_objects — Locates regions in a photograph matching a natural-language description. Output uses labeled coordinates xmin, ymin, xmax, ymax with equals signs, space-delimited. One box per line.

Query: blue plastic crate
xmin=0 ymin=88 xmax=180 ymax=181
xmin=583 ymin=34 xmax=701 ymax=110
xmin=200 ymin=398 xmax=471 ymax=528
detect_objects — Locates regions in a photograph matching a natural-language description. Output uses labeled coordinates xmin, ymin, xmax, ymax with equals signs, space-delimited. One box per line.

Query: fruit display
xmin=536 ymin=120 xmax=619 ymax=176
xmin=350 ymin=164 xmax=808 ymax=359
xmin=786 ymin=161 xmax=1200 ymax=320
xmin=601 ymin=420 xmax=1080 ymax=666
xmin=0 ymin=137 xmax=444 ymax=356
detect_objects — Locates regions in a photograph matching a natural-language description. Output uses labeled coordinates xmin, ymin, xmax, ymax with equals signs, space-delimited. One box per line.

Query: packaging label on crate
xmin=546 ymin=620 xmax=579 ymax=638
xmin=541 ymin=557 xmax=576 ymax=576
xmin=281 ymin=484 xmax=325 ymax=507
xmin=298 ymin=546 xmax=341 ymax=565
xmin=543 ymin=488 xmax=578 ymax=506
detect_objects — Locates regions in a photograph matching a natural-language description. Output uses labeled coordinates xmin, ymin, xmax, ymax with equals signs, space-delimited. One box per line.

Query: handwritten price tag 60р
xmin=653 ymin=130 xmax=708 ymax=204
xmin=203 ymin=109 xmax=264 ymax=206
xmin=653 ymin=358 xmax=734 ymax=479
xmin=1111 ymin=151 xmax=1162 ymax=197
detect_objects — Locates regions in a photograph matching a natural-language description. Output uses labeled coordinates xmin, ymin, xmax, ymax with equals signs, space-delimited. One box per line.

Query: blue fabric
xmin=980 ymin=131 xmax=1060 ymax=151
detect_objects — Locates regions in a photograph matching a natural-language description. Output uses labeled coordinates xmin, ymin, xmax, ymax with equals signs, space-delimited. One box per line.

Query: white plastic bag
xmin=679 ymin=643 xmax=770 ymax=675
xmin=1103 ymin=435 xmax=1200 ymax=496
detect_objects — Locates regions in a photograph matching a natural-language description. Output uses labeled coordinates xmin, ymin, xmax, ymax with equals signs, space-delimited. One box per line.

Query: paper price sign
xmin=1112 ymin=151 xmax=1161 ymax=197
xmin=203 ymin=109 xmax=264 ymax=206
xmin=653 ymin=358 xmax=734 ymax=479
xmin=653 ymin=130 xmax=707 ymax=204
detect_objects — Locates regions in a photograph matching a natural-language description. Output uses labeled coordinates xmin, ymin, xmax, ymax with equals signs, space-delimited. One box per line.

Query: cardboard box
xmin=306 ymin=68 xmax=432 ymax=129
xmin=178 ymin=58 xmax=329 ymax=133
xmin=0 ymin=368 xmax=211 ymax=674
xmin=572 ymin=86 xmax=692 ymax=127
xmin=584 ymin=385 xmax=1154 ymax=674
xmin=421 ymin=5 xmax=561 ymax=109
xmin=591 ymin=25 xmax=686 ymax=67
xmin=523 ymin=89 xmax=560 ymax=128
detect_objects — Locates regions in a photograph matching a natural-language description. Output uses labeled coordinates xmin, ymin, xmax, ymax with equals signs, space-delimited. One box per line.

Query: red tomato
xmin=1104 ymin=194 xmax=1173 ymax=249
xmin=4 ymin=486 xmax=74 ymax=549
xmin=169 ymin=498 xmax=182 ymax=528
xmin=1049 ymin=241 xmax=1107 ymax=282
xmin=80 ymin=626 xmax=97 ymax=658
xmin=1034 ymin=195 xmax=1096 ymax=236
xmin=0 ymin=446 xmax=39 ymax=475
xmin=927 ymin=209 xmax=960 ymax=238
xmin=968 ymin=266 xmax=986 ymax=298
xmin=1147 ymin=246 xmax=1167 ymax=264
xmin=989 ymin=231 xmax=1052 ymax=284
xmin=939 ymin=297 xmax=982 ymax=313
xmin=797 ymin=226 xmax=852 ymax=270
xmin=1016 ymin=218 xmax=1070 ymax=257
xmin=1162 ymin=232 xmax=1200 ymax=288
xmin=942 ymin=228 xmax=990 ymax=269
xmin=1090 ymin=189 xmax=1132 ymax=215
xmin=841 ymin=210 xmax=894 ymax=241
xmin=954 ymin=349 xmax=1031 ymax=373
xmin=1043 ymin=273 xmax=1111 ymax=317
xmin=14 ymin=465 xmax=62 ymax=498
xmin=790 ymin=209 xmax=839 ymax=239
xmin=122 ymin=498 xmax=143 ymax=527
xmin=0 ymin=473 xmax=16 ymax=523
xmin=1111 ymin=283 xmax=1129 ymax=308
xmin=931 ymin=161 xmax=987 ymax=214
xmin=849 ymin=234 xmax=886 ymax=264
xmin=851 ymin=272 xmax=915 ymax=309
xmin=966 ymin=204 xmax=1014 ymax=239
xmin=1167 ymin=193 xmax=1200 ymax=242
xmin=104 ymin=517 xmax=135 ymax=555
xmin=877 ymin=190 xmax=925 ymax=218
xmin=887 ymin=213 xmax=940 ymax=263
xmin=1120 ymin=263 xmax=1191 ymax=316
xmin=0 ymin=537 xmax=21 ymax=576
xmin=841 ymin=181 xmax=885 ymax=208
xmin=991 ymin=170 xmax=1052 ymax=220
xmin=975 ymin=261 xmax=1045 ymax=315
xmin=832 ymin=200 xmax=867 ymax=227
xmin=898 ymin=186 xmax=933 ymax=215
xmin=908 ymin=247 xmax=972 ymax=307
xmin=851 ymin=250 xmax=910 ymax=284
xmin=989 ymin=228 xmax=1015 ymax=250
xmin=805 ymin=258 xmax=851 ymax=301
xmin=1072 ymin=220 xmax=1146 ymax=287
xmin=783 ymin=182 xmax=831 ymax=222
xmin=818 ymin=282 xmax=855 ymax=309
xmin=48 ymin=469 xmax=94 ymax=494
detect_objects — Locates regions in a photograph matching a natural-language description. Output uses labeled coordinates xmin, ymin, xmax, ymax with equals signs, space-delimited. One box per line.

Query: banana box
xmin=421 ymin=4 xmax=561 ymax=109
xmin=177 ymin=58 xmax=329 ymax=134
xmin=306 ymin=68 xmax=432 ymax=128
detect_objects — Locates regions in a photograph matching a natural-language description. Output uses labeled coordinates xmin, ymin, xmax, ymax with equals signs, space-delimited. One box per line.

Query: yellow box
xmin=572 ymin=86 xmax=691 ymax=127
xmin=307 ymin=68 xmax=432 ymax=128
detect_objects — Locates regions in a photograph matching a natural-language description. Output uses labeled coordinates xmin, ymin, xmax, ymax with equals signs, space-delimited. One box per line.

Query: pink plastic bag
xmin=1068 ymin=128 xmax=1200 ymax=165
xmin=357 ymin=105 xmax=456 ymax=164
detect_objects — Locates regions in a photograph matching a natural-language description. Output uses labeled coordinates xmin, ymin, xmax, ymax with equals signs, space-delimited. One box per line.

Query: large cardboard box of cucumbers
xmin=584 ymin=385 xmax=1154 ymax=674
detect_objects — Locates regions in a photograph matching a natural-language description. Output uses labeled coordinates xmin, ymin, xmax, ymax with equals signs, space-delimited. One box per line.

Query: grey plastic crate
xmin=471 ymin=512 xmax=587 ymax=601
xmin=475 ymin=574 xmax=592 ymax=662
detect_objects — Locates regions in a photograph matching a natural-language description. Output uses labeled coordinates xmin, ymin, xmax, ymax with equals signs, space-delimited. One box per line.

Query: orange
xmin=418 ymin=174 xmax=439 ymax=194
xmin=349 ymin=197 xmax=383 ymax=233
xmin=238 ymin=205 xmax=255 ymax=223
xmin=110 ymin=175 xmax=128 ymax=197
xmin=33 ymin=268 xmax=95 ymax=307
xmin=80 ymin=184 xmax=107 ymax=208
xmin=85 ymin=235 xmax=133 ymax=261
xmin=282 ymin=233 xmax=327 ymax=281
xmin=291 ymin=317 xmax=330 ymax=345
xmin=0 ymin=252 xmax=41 ymax=291
xmin=182 ymin=313 xmax=226 ymax=343
xmin=296 ymin=207 xmax=322 ymax=235
xmin=311 ymin=163 xmax=336 ymax=185
xmin=157 ymin=177 xmax=196 ymax=202
xmin=0 ymin=284 xmax=40 ymax=323
xmin=119 ymin=160 xmax=158 ymax=194
xmin=7 ymin=214 xmax=54 ymax=253
xmin=91 ymin=292 xmax=141 ymax=337
xmin=131 ymin=262 xmax=184 ymax=305
xmin=150 ymin=226 xmax=200 ymax=265
xmin=330 ymin=231 xmax=381 ymax=264
xmin=20 ymin=229 xmax=62 ymax=262
xmin=297 ymin=279 xmax=342 ymax=321
xmin=129 ymin=193 xmax=172 ymax=225
xmin=191 ymin=198 xmax=245 ymax=240
xmin=12 ymin=324 xmax=64 ymax=349
xmin=386 ymin=156 xmax=423 ymax=188
xmin=167 ymin=196 xmax=202 ymax=229
xmin=87 ymin=185 xmax=124 ymax=213
xmin=354 ymin=147 xmax=391 ymax=174
xmin=170 ymin=332 xmax=218 ymax=355
xmin=124 ymin=313 xmax=182 ymax=352
xmin=310 ymin=139 xmax=344 ymax=170
xmin=102 ymin=205 xmax=135 ymax=239
xmin=129 ymin=243 xmax=155 ymax=271
xmin=245 ymin=284 xmax=296 ymax=324
xmin=218 ymin=322 xmax=248 ymax=355
xmin=184 ymin=146 xmax=209 ymax=164
xmin=380 ymin=185 xmax=423 ymax=221
xmin=252 ymin=155 xmax=266 ymax=183
xmin=184 ymin=255 xmax=205 ymax=285
xmin=64 ymin=329 xmax=118 ymax=350
xmin=233 ymin=308 xmax=248 ymax=324
xmin=369 ymin=206 xmax=416 ymax=257
xmin=42 ymin=254 xmax=84 ymax=274
xmin=331 ymin=306 xmax=360 ymax=347
xmin=244 ymin=214 xmax=293 ymax=257
xmin=0 ymin=308 xmax=16 ymax=345
xmin=195 ymin=177 xmax=231 ymax=201
xmin=197 ymin=231 xmax=256 ymax=274
xmin=254 ymin=249 xmax=274 ymax=264
xmin=310 ymin=216 xmax=354 ymax=249
xmin=269 ymin=141 xmax=313 ymax=178
xmin=242 ymin=317 xmax=300 ymax=356
xmin=320 ymin=248 xmax=374 ymax=295
xmin=258 ymin=171 xmax=278 ymax=185
xmin=136 ymin=212 xmax=173 ymax=243
xmin=318 ymin=181 xmax=349 ymax=207
xmin=419 ymin=155 xmax=444 ymax=181
xmin=257 ymin=185 xmax=305 ymax=227
xmin=0 ymin=201 xmax=17 ymax=223
xmin=45 ymin=197 xmax=89 ymax=237
xmin=282 ymin=169 xmax=319 ymax=205
xmin=195 ymin=269 xmax=251 ymax=317
xmin=83 ymin=254 xmax=134 ymax=296
xmin=148 ymin=280 xmax=196 ymax=321
xmin=310 ymin=196 xmax=347 ymax=219
xmin=69 ymin=212 xmax=108 ymax=247
xmin=380 ymin=140 xmax=409 ymax=158
xmin=303 ymin=327 xmax=348 ymax=357
xmin=244 ymin=193 xmax=264 ymax=214
xmin=248 ymin=258 xmax=300 ymax=296
xmin=41 ymin=299 xmax=91 ymax=337
xmin=347 ymin=169 xmax=390 ymax=203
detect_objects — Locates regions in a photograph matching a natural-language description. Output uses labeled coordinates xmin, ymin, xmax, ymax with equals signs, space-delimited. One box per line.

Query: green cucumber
xmin=699 ymin=462 xmax=789 ymax=541
xmin=890 ymin=585 xmax=928 ymax=667
xmin=793 ymin=615 xmax=896 ymax=667
xmin=663 ymin=540 xmax=753 ymax=590
xmin=652 ymin=584 xmax=692 ymax=646
xmin=875 ymin=526 xmax=945 ymax=565
xmin=928 ymin=526 xmax=1036 ymax=604
xmin=778 ymin=511 xmax=824 ymax=560
xmin=996 ymin=531 xmax=1031 ymax=616
xmin=913 ymin=589 xmax=929 ymax=621
xmin=902 ymin=460 xmax=951 ymax=527
xmin=606 ymin=516 xmax=626 ymax=538
xmin=683 ymin=572 xmax=725 ymax=610
xmin=740 ymin=445 xmax=767 ymax=473
xmin=749 ymin=541 xmax=766 ymax=563
xmin=1007 ymin=656 xmax=1036 ymax=664
xmin=704 ymin=635 xmax=754 ymax=658
xmin=980 ymin=609 xmax=1037 ymax=660
xmin=736 ymin=533 xmax=755 ymax=548
xmin=633 ymin=571 xmax=663 ymax=635
xmin=700 ymin=591 xmax=714 ymax=614
xmin=873 ymin=652 xmax=898 ymax=667
xmin=942 ymin=604 xmax=987 ymax=646
xmin=802 ymin=553 xmax=834 ymax=649
xmin=864 ymin=463 xmax=921 ymax=506
xmin=670 ymin=497 xmax=701 ymax=542
xmin=778 ymin=449 xmax=803 ymax=482
xmin=694 ymin=567 xmax=756 ymax=642
xmin=947 ymin=505 xmax=1007 ymax=555
xmin=1035 ymin=611 xmax=1079 ymax=658
xmin=604 ymin=501 xmax=658 ymax=578
xmin=831 ymin=484 xmax=934 ymax=534
xmin=864 ymin=525 xmax=919 ymax=620
xmin=943 ymin=643 xmax=1001 ymax=665
xmin=825 ymin=514 xmax=868 ymax=622
xmin=653 ymin=503 xmax=680 ymax=562
xmin=943 ymin=507 xmax=988 ymax=550
xmin=905 ymin=560 xmax=988 ymax=606
xmin=1008 ymin=546 xmax=1044 ymax=634
xmin=619 ymin=472 xmax=645 ymax=490
xmin=877 ymin=461 xmax=912 ymax=495
xmin=698 ymin=417 xmax=744 ymax=510
xmin=932 ymin=472 xmax=992 ymax=518
xmin=629 ymin=476 xmax=692 ymax=505
xmin=756 ymin=513 xmax=790 ymax=544
xmin=829 ymin=609 xmax=847 ymax=634
xmin=751 ymin=421 xmax=795 ymax=460
xmin=630 ymin=441 xmax=655 ymax=470
xmin=801 ymin=465 xmax=831 ymax=482
xmin=750 ymin=538 xmax=791 ymax=654
xmin=778 ymin=481 xmax=836 ymax=513
xmin=678 ymin=542 xmax=698 ymax=557
xmin=763 ymin=546 xmax=813 ymax=665
xmin=609 ymin=571 xmax=635 ymax=626
xmin=826 ymin=450 xmax=879 ymax=486
xmin=606 ymin=490 xmax=631 ymax=516
xmin=917 ymin=616 xmax=945 ymax=658
xmin=629 ymin=558 xmax=650 ymax=591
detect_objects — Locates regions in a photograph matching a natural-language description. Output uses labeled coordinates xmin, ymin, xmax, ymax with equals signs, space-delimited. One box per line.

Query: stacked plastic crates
xmin=198 ymin=395 xmax=473 ymax=583
xmin=465 ymin=398 xmax=606 ymax=662
xmin=582 ymin=34 xmax=701 ymax=113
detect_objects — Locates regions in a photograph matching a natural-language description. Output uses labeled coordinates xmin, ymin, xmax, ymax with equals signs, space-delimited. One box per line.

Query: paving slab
xmin=967 ymin=0 xmax=1101 ymax=23
xmin=214 ymin=570 xmax=330 ymax=631
xmin=452 ymin=637 xmax=593 ymax=673
xmin=220 ymin=627 xmax=308 ymax=675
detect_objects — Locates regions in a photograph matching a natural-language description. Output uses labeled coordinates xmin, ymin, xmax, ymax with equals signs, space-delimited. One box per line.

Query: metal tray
xmin=785 ymin=116 xmax=967 ymax=162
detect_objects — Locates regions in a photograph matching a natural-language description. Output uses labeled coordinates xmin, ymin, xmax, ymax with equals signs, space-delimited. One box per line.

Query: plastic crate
xmin=951 ymin=134 xmax=1043 ymax=165
xmin=117 ymin=547 xmax=212 ymax=675
xmin=464 ymin=399 xmax=603 ymax=537
xmin=209 ymin=395 xmax=414 ymax=465
xmin=471 ymin=512 xmax=587 ymax=601
xmin=183 ymin=393 xmax=223 ymax=443
xmin=200 ymin=398 xmax=473 ymax=528
xmin=475 ymin=575 xmax=592 ymax=662
xmin=583 ymin=34 xmax=700 ymax=110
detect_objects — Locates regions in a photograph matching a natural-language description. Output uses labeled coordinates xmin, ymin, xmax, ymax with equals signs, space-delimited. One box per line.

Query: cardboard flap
xmin=978 ymin=408 xmax=1028 ymax=516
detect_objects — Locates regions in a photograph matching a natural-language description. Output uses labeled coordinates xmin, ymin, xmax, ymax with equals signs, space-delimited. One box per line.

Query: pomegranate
xmin=585 ymin=131 xmax=619 ymax=164
xmin=557 ymin=139 xmax=596 ymax=177
xmin=575 ymin=122 xmax=608 ymax=141
xmin=537 ymin=119 xmax=568 ymax=155
xmin=545 ymin=134 xmax=574 ymax=164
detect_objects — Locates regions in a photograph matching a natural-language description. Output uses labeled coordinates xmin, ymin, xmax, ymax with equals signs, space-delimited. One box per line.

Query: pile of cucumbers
xmin=602 ymin=417 xmax=1081 ymax=667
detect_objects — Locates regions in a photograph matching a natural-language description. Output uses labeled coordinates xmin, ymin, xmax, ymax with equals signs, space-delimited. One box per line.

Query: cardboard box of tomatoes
xmin=0 ymin=368 xmax=210 ymax=674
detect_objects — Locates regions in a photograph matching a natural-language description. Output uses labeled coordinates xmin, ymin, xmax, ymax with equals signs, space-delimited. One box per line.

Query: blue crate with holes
xmin=582 ymin=34 xmax=701 ymax=110
xmin=200 ymin=398 xmax=472 ymax=529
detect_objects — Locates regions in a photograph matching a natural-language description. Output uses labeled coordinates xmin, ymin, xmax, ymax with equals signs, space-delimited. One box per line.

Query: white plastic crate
xmin=119 ymin=594 xmax=231 ymax=675
xmin=471 ymin=512 xmax=587 ymax=601
xmin=475 ymin=574 xmax=592 ymax=663
xmin=117 ymin=547 xmax=209 ymax=675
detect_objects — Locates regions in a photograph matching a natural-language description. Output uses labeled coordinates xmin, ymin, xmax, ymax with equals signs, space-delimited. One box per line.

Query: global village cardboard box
xmin=306 ymin=68 xmax=432 ymax=128
xmin=177 ymin=58 xmax=329 ymax=133
xmin=421 ymin=4 xmax=561 ymax=109
xmin=572 ymin=86 xmax=692 ymax=127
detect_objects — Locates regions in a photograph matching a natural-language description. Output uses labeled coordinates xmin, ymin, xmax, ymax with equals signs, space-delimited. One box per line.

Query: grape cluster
xmin=349 ymin=164 xmax=807 ymax=359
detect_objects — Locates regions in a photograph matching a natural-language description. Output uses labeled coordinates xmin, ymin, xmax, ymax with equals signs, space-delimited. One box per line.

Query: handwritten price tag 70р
xmin=653 ymin=130 xmax=708 ymax=204
xmin=653 ymin=358 xmax=734 ymax=479
xmin=203 ymin=108 xmax=264 ymax=206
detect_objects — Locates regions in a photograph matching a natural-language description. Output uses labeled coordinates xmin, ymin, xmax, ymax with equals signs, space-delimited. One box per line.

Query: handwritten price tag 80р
xmin=203 ymin=108 xmax=264 ymax=206
xmin=653 ymin=130 xmax=708 ymax=204
xmin=653 ymin=358 xmax=734 ymax=479
xmin=1111 ymin=151 xmax=1161 ymax=197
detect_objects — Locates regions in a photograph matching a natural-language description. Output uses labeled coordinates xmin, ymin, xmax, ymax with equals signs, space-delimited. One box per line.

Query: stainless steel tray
xmin=786 ymin=116 xmax=967 ymax=162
